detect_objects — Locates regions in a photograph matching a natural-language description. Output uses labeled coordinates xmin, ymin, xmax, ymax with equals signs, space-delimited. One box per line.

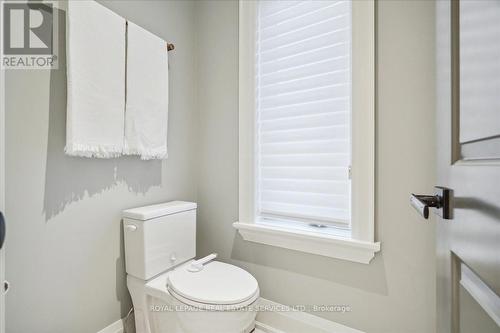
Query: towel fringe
xmin=65 ymin=143 xmax=123 ymax=159
xmin=123 ymin=147 xmax=168 ymax=160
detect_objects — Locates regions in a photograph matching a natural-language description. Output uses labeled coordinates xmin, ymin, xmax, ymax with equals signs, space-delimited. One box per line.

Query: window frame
xmin=234 ymin=0 xmax=379 ymax=264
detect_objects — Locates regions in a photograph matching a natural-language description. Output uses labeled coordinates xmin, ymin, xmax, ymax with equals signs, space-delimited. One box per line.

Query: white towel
xmin=65 ymin=1 xmax=126 ymax=158
xmin=124 ymin=22 xmax=169 ymax=160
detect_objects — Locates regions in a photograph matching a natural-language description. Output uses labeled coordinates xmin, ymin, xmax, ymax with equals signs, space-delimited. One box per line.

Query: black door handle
xmin=410 ymin=195 xmax=438 ymax=219
xmin=0 ymin=211 xmax=5 ymax=249
xmin=411 ymin=186 xmax=453 ymax=220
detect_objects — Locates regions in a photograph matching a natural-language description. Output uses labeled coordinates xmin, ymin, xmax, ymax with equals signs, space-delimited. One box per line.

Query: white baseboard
xmin=255 ymin=321 xmax=287 ymax=333
xmin=96 ymin=319 xmax=124 ymax=333
xmin=96 ymin=298 xmax=363 ymax=333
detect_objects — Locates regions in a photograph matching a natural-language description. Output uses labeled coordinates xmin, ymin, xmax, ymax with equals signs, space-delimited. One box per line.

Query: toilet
xmin=123 ymin=201 xmax=259 ymax=333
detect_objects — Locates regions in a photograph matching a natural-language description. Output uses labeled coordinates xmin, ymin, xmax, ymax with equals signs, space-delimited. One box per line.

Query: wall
xmin=196 ymin=1 xmax=437 ymax=333
xmin=5 ymin=1 xmax=197 ymax=332
xmin=5 ymin=1 xmax=436 ymax=332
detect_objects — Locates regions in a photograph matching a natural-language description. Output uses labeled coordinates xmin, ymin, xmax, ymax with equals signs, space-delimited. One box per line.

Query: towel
xmin=124 ymin=22 xmax=169 ymax=160
xmin=65 ymin=1 xmax=126 ymax=158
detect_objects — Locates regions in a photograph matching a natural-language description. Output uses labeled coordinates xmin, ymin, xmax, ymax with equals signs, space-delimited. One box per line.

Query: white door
xmin=434 ymin=1 xmax=500 ymax=332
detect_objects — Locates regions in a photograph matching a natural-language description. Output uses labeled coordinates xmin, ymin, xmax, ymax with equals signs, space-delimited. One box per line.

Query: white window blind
xmin=255 ymin=0 xmax=352 ymax=227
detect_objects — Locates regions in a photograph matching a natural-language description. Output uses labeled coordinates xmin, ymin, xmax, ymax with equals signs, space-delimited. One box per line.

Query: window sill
xmin=233 ymin=222 xmax=380 ymax=264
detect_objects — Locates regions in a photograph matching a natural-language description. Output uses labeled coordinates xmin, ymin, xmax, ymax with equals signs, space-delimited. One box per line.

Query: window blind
xmin=256 ymin=0 xmax=352 ymax=226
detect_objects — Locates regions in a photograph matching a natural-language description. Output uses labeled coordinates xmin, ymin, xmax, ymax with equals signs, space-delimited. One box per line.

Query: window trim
xmin=233 ymin=222 xmax=380 ymax=264
xmin=235 ymin=0 xmax=379 ymax=264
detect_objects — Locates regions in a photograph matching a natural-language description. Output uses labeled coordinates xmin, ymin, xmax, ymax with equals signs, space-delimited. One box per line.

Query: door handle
xmin=411 ymin=186 xmax=453 ymax=220
xmin=0 ymin=211 xmax=5 ymax=249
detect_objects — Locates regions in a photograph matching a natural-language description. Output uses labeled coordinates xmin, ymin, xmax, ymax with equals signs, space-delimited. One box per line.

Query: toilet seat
xmin=166 ymin=261 xmax=259 ymax=309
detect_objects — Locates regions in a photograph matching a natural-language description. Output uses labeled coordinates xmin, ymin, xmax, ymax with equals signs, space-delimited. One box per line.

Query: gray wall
xmin=196 ymin=1 xmax=437 ymax=333
xmin=5 ymin=1 xmax=197 ymax=332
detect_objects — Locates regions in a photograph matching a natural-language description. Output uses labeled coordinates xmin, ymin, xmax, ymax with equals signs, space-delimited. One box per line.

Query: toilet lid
xmin=167 ymin=261 xmax=259 ymax=305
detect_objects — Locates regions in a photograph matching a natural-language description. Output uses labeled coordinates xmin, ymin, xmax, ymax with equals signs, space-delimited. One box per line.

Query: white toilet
xmin=123 ymin=201 xmax=259 ymax=333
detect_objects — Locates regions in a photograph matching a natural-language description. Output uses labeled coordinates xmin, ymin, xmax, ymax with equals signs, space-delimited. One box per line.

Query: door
xmin=436 ymin=0 xmax=500 ymax=332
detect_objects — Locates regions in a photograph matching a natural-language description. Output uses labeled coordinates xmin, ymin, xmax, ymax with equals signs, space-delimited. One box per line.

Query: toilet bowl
xmin=123 ymin=201 xmax=259 ymax=333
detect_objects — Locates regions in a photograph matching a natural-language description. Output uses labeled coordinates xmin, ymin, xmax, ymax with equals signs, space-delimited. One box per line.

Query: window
xmin=234 ymin=0 xmax=379 ymax=264
xmin=256 ymin=0 xmax=352 ymax=232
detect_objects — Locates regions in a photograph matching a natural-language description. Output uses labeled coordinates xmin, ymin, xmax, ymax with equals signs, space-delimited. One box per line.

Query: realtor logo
xmin=1 ymin=1 xmax=58 ymax=69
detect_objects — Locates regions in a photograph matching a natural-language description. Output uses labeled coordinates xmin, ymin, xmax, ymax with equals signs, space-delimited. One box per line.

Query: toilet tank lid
xmin=122 ymin=201 xmax=197 ymax=221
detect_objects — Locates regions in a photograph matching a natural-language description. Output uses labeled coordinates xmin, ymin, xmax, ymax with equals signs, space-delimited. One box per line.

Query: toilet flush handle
xmin=187 ymin=253 xmax=218 ymax=272
xmin=125 ymin=224 xmax=137 ymax=232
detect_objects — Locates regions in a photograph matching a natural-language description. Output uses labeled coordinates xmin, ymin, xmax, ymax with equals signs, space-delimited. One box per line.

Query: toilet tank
xmin=122 ymin=201 xmax=197 ymax=280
